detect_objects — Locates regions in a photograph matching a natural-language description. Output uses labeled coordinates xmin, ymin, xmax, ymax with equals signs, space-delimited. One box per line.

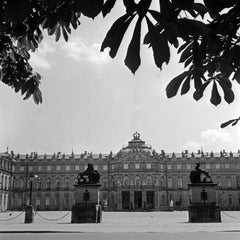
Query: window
xmin=215 ymin=164 xmax=220 ymax=169
xmin=103 ymin=179 xmax=108 ymax=188
xmin=84 ymin=165 xmax=88 ymax=170
xmin=167 ymin=164 xmax=172 ymax=170
xmin=65 ymin=178 xmax=70 ymax=189
xmin=227 ymin=177 xmax=232 ymax=188
xmin=29 ymin=166 xmax=33 ymax=172
xmin=187 ymin=164 xmax=191 ymax=170
xmin=45 ymin=196 xmax=50 ymax=206
xmin=168 ymin=178 xmax=173 ymax=188
xmin=177 ymin=178 xmax=183 ymax=188
xmin=177 ymin=164 xmax=181 ymax=170
xmin=146 ymin=163 xmax=151 ymax=169
xmin=20 ymin=166 xmax=24 ymax=172
xmin=237 ymin=176 xmax=240 ymax=188
xmin=38 ymin=166 xmax=42 ymax=171
xmin=135 ymin=176 xmax=141 ymax=186
xmin=37 ymin=180 xmax=41 ymax=190
xmin=55 ymin=178 xmax=60 ymax=189
xmin=225 ymin=163 xmax=230 ymax=169
xmin=46 ymin=178 xmax=51 ymax=190
xmin=19 ymin=179 xmax=24 ymax=189
xmin=103 ymin=165 xmax=108 ymax=171
xmin=93 ymin=165 xmax=98 ymax=170
xmin=111 ymin=164 xmax=115 ymax=170
xmin=66 ymin=165 xmax=70 ymax=171
xmin=123 ymin=163 xmax=128 ymax=169
xmin=135 ymin=163 xmax=140 ymax=169
xmin=47 ymin=165 xmax=51 ymax=171
xmin=123 ymin=176 xmax=129 ymax=186
xmin=56 ymin=165 xmax=61 ymax=171
xmin=206 ymin=164 xmax=210 ymax=169
xmin=147 ymin=176 xmax=152 ymax=185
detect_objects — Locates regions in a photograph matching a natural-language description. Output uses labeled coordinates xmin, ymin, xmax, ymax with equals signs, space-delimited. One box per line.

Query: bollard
xmin=24 ymin=205 xmax=34 ymax=223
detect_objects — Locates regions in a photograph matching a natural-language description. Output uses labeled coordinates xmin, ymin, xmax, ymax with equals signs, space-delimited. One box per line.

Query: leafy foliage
xmin=0 ymin=0 xmax=240 ymax=120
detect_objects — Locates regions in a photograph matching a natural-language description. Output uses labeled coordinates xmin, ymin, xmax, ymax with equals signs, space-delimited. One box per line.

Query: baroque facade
xmin=5 ymin=132 xmax=240 ymax=211
xmin=0 ymin=152 xmax=13 ymax=212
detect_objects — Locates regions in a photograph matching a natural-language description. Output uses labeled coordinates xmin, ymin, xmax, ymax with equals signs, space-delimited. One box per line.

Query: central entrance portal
xmin=134 ymin=191 xmax=142 ymax=209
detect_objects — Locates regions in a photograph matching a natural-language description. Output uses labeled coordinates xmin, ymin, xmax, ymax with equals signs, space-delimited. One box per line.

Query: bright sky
xmin=1 ymin=4 xmax=240 ymax=155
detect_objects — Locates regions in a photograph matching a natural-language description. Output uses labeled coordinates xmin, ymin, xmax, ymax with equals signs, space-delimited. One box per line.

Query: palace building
xmin=2 ymin=132 xmax=240 ymax=211
xmin=0 ymin=152 xmax=13 ymax=212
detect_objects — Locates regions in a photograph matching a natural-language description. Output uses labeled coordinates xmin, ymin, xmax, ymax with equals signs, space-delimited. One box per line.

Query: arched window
xmin=19 ymin=178 xmax=24 ymax=189
xmin=147 ymin=176 xmax=152 ymax=185
xmin=65 ymin=177 xmax=70 ymax=189
xmin=135 ymin=176 xmax=141 ymax=186
xmin=123 ymin=176 xmax=129 ymax=187
xmin=177 ymin=178 xmax=183 ymax=188
xmin=55 ymin=178 xmax=60 ymax=189
xmin=227 ymin=177 xmax=232 ymax=189
xmin=46 ymin=178 xmax=51 ymax=190
xmin=237 ymin=176 xmax=240 ymax=188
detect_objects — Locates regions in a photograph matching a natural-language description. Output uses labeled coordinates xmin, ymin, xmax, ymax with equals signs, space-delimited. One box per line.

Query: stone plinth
xmin=188 ymin=183 xmax=221 ymax=222
xmin=24 ymin=205 xmax=34 ymax=223
xmin=71 ymin=183 xmax=102 ymax=223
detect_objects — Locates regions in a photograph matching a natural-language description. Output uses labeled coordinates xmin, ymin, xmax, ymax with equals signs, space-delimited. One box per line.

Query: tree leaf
xmin=193 ymin=80 xmax=211 ymax=101
xmin=123 ymin=0 xmax=136 ymax=13
xmin=210 ymin=81 xmax=221 ymax=106
xmin=102 ymin=0 xmax=116 ymax=17
xmin=181 ymin=75 xmax=191 ymax=95
xmin=166 ymin=71 xmax=190 ymax=98
xmin=146 ymin=17 xmax=170 ymax=69
xmin=217 ymin=77 xmax=234 ymax=104
xmin=55 ymin=25 xmax=61 ymax=42
xmin=220 ymin=119 xmax=238 ymax=128
xmin=7 ymin=0 xmax=31 ymax=23
xmin=75 ymin=0 xmax=104 ymax=19
xmin=101 ymin=14 xmax=135 ymax=58
xmin=234 ymin=69 xmax=240 ymax=84
xmin=124 ymin=17 xmax=142 ymax=74
xmin=193 ymin=3 xmax=208 ymax=18
xmin=179 ymin=43 xmax=192 ymax=63
xmin=137 ymin=0 xmax=152 ymax=17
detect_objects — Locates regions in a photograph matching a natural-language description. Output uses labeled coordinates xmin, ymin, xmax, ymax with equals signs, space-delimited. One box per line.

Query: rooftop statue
xmin=77 ymin=163 xmax=100 ymax=184
xmin=190 ymin=163 xmax=212 ymax=184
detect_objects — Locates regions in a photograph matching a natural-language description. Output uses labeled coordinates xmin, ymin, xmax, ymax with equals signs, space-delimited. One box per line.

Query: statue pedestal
xmin=24 ymin=205 xmax=34 ymax=223
xmin=71 ymin=183 xmax=102 ymax=223
xmin=188 ymin=183 xmax=221 ymax=222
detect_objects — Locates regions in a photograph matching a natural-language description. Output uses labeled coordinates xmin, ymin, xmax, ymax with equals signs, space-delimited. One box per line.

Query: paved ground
xmin=0 ymin=211 xmax=240 ymax=239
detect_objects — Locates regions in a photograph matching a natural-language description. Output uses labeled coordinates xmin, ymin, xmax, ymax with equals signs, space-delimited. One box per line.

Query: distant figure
xmin=190 ymin=163 xmax=212 ymax=183
xmin=77 ymin=164 xmax=100 ymax=184
xmin=169 ymin=200 xmax=174 ymax=208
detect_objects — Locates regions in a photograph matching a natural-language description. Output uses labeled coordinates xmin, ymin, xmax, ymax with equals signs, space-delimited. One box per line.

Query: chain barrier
xmin=35 ymin=211 xmax=71 ymax=221
xmin=0 ymin=211 xmax=24 ymax=222
xmin=222 ymin=211 xmax=240 ymax=219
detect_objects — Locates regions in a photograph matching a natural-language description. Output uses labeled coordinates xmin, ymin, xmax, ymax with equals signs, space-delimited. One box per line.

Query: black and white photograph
xmin=1 ymin=1 xmax=240 ymax=239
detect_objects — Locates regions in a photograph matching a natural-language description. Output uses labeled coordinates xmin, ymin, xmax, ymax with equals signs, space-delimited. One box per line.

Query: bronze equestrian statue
xmin=77 ymin=163 xmax=100 ymax=184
